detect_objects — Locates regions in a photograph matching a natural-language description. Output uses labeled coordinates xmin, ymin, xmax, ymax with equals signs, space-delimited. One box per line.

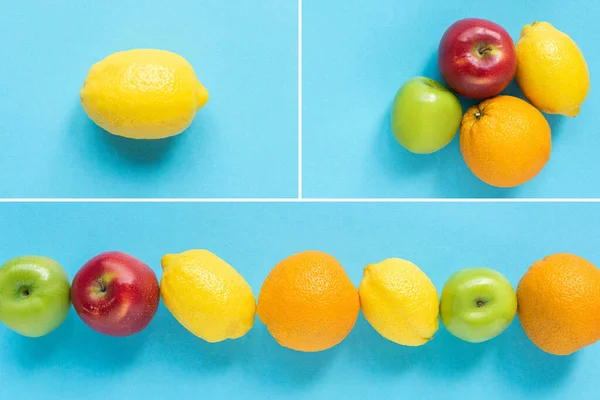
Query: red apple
xmin=71 ymin=251 xmax=160 ymax=336
xmin=438 ymin=18 xmax=517 ymax=99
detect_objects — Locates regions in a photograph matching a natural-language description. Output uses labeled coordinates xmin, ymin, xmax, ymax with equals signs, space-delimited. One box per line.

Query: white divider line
xmin=0 ymin=198 xmax=599 ymax=203
xmin=297 ymin=0 xmax=303 ymax=199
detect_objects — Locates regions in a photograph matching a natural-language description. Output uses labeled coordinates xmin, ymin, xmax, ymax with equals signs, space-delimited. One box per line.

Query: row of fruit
xmin=391 ymin=18 xmax=589 ymax=188
xmin=1 ymin=249 xmax=599 ymax=357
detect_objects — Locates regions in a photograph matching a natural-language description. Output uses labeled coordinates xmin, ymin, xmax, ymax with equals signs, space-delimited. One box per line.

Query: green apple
xmin=0 ymin=256 xmax=71 ymax=337
xmin=440 ymin=267 xmax=517 ymax=343
xmin=391 ymin=76 xmax=462 ymax=154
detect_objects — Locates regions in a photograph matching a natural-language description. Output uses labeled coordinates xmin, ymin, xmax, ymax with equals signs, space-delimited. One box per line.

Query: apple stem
xmin=477 ymin=45 xmax=493 ymax=57
xmin=97 ymin=280 xmax=107 ymax=293
xmin=17 ymin=284 xmax=32 ymax=298
xmin=476 ymin=300 xmax=485 ymax=307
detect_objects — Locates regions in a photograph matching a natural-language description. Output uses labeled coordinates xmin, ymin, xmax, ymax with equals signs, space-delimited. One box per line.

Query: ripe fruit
xmin=440 ymin=268 xmax=517 ymax=343
xmin=71 ymin=252 xmax=160 ymax=337
xmin=460 ymin=95 xmax=551 ymax=188
xmin=161 ymin=250 xmax=256 ymax=343
xmin=0 ymin=256 xmax=71 ymax=337
xmin=359 ymin=258 xmax=438 ymax=346
xmin=517 ymin=253 xmax=600 ymax=356
xmin=516 ymin=22 xmax=589 ymax=117
xmin=391 ymin=77 xmax=462 ymax=154
xmin=438 ymin=18 xmax=517 ymax=99
xmin=257 ymin=250 xmax=360 ymax=352
xmin=81 ymin=49 xmax=209 ymax=139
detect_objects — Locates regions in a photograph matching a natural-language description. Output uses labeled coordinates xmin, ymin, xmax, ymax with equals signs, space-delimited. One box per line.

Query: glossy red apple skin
xmin=438 ymin=18 xmax=517 ymax=99
xmin=71 ymin=251 xmax=160 ymax=337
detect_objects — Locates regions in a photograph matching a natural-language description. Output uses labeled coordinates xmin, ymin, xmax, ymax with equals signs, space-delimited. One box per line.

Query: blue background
xmin=303 ymin=0 xmax=600 ymax=198
xmin=0 ymin=201 xmax=598 ymax=399
xmin=0 ymin=0 xmax=298 ymax=198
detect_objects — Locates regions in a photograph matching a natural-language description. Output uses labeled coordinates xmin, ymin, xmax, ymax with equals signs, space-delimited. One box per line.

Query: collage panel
xmin=0 ymin=0 xmax=298 ymax=198
xmin=303 ymin=0 xmax=598 ymax=198
xmin=1 ymin=202 xmax=599 ymax=399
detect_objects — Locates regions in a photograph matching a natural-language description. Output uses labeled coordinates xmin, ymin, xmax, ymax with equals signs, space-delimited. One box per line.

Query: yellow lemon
xmin=81 ymin=49 xmax=209 ymax=139
xmin=516 ymin=22 xmax=590 ymax=117
xmin=160 ymin=250 xmax=255 ymax=343
xmin=359 ymin=258 xmax=439 ymax=346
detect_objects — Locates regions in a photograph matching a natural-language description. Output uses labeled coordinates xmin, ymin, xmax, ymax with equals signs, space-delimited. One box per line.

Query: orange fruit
xmin=517 ymin=253 xmax=600 ymax=356
xmin=460 ymin=95 xmax=551 ymax=188
xmin=257 ymin=250 xmax=360 ymax=352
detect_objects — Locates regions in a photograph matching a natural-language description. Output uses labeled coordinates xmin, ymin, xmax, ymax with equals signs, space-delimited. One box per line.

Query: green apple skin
xmin=440 ymin=267 xmax=517 ymax=343
xmin=0 ymin=256 xmax=71 ymax=337
xmin=391 ymin=76 xmax=462 ymax=154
